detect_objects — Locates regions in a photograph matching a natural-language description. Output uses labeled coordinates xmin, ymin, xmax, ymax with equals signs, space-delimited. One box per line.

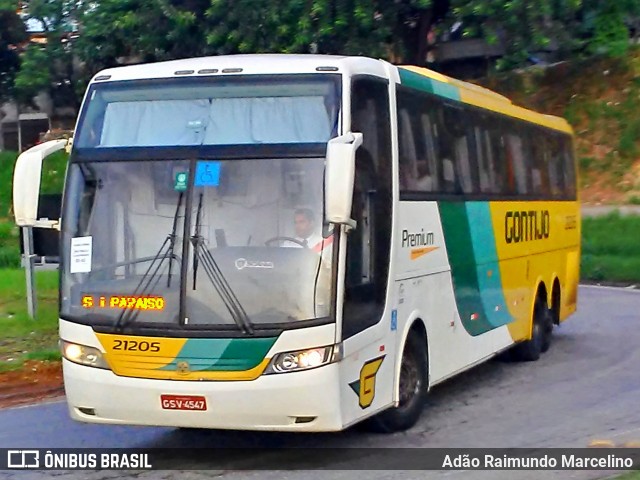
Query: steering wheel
xmin=264 ymin=236 xmax=307 ymax=247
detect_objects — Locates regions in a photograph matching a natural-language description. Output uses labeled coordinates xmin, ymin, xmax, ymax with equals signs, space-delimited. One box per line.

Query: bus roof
xmin=89 ymin=54 xmax=388 ymax=83
xmin=398 ymin=65 xmax=573 ymax=135
xmin=88 ymin=54 xmax=572 ymax=135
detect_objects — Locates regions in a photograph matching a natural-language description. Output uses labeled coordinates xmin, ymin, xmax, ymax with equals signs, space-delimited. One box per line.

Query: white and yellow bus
xmin=13 ymin=54 xmax=580 ymax=433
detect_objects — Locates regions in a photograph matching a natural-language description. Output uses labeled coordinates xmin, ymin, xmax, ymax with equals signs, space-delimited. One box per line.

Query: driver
xmin=284 ymin=208 xmax=333 ymax=254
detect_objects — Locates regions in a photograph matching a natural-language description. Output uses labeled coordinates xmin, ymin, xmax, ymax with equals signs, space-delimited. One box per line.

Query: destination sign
xmin=81 ymin=295 xmax=165 ymax=311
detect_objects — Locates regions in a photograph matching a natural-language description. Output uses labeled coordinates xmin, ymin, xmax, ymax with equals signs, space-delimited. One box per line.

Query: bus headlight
xmin=265 ymin=345 xmax=338 ymax=374
xmin=60 ymin=340 xmax=110 ymax=369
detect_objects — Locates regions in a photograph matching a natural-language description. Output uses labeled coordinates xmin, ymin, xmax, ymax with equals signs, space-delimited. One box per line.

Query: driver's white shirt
xmin=283 ymin=233 xmax=324 ymax=249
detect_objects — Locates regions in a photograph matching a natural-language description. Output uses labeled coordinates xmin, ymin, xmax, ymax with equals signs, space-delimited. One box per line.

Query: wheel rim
xmin=398 ymin=349 xmax=421 ymax=408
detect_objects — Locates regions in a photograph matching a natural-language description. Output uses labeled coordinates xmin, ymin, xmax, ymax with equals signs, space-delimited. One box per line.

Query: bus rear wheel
xmin=512 ymin=296 xmax=552 ymax=361
xmin=540 ymin=306 xmax=554 ymax=353
xmin=367 ymin=332 xmax=428 ymax=433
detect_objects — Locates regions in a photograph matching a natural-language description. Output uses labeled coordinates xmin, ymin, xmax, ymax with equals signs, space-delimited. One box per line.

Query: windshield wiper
xmin=167 ymin=192 xmax=184 ymax=287
xmin=113 ymin=192 xmax=183 ymax=331
xmin=112 ymin=235 xmax=174 ymax=331
xmin=191 ymin=193 xmax=254 ymax=335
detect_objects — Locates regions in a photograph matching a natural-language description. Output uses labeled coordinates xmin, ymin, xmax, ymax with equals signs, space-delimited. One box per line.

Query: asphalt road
xmin=1 ymin=285 xmax=639 ymax=480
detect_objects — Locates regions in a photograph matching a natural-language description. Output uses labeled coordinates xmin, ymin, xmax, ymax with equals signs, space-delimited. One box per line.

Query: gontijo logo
xmin=504 ymin=210 xmax=550 ymax=244
xmin=402 ymin=228 xmax=438 ymax=260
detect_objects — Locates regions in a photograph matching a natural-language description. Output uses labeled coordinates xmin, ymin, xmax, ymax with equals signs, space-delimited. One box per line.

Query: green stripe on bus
xmin=439 ymin=202 xmax=494 ymax=335
xmin=159 ymin=337 xmax=277 ymax=372
xmin=398 ymin=68 xmax=460 ymax=101
xmin=465 ymin=202 xmax=513 ymax=328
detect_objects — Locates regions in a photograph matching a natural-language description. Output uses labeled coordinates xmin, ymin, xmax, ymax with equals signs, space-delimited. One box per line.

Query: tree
xmin=0 ymin=2 xmax=27 ymax=103
xmin=14 ymin=0 xmax=83 ymax=110
xmin=76 ymin=0 xmax=212 ymax=69
xmin=14 ymin=0 xmax=640 ymax=105
xmin=204 ymin=0 xmax=453 ymax=65
xmin=389 ymin=0 xmax=450 ymax=65
xmin=446 ymin=0 xmax=640 ymax=69
xmin=577 ymin=0 xmax=640 ymax=57
xmin=12 ymin=44 xmax=50 ymax=107
xmin=205 ymin=0 xmax=390 ymax=57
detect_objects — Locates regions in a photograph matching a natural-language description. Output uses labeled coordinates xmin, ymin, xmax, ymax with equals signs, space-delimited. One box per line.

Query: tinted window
xmin=398 ymin=88 xmax=441 ymax=192
xmin=505 ymin=128 xmax=530 ymax=195
xmin=561 ymin=136 xmax=577 ymax=198
xmin=397 ymin=86 xmax=577 ymax=201
xmin=343 ymin=76 xmax=392 ymax=339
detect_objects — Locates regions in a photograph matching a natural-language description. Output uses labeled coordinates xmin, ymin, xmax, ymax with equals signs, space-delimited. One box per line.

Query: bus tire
xmin=543 ymin=285 xmax=560 ymax=353
xmin=540 ymin=306 xmax=554 ymax=353
xmin=367 ymin=332 xmax=428 ymax=433
xmin=512 ymin=296 xmax=548 ymax=362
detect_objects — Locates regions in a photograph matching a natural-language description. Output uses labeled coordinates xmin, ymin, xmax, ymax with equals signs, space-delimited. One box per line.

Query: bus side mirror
xmin=324 ymin=132 xmax=363 ymax=229
xmin=13 ymin=139 xmax=69 ymax=229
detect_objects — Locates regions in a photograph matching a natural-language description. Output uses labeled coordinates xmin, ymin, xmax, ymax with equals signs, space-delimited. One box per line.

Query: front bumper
xmin=63 ymin=359 xmax=344 ymax=432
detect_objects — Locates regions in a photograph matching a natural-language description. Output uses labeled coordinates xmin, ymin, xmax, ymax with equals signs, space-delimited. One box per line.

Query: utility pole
xmin=17 ymin=102 xmax=22 ymax=152
xmin=21 ymin=226 xmax=37 ymax=318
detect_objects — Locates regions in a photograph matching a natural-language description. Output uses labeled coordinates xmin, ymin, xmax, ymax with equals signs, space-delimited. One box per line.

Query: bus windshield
xmin=60 ymin=155 xmax=335 ymax=331
xmin=74 ymin=74 xmax=341 ymax=148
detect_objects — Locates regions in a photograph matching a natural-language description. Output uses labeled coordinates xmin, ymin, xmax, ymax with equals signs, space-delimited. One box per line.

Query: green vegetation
xmin=581 ymin=212 xmax=640 ymax=284
xmin=0 ymin=150 xmax=67 ymax=268
xmin=0 ymin=269 xmax=60 ymax=372
xmin=4 ymin=0 xmax=638 ymax=113
xmin=481 ymin=49 xmax=640 ymax=203
xmin=612 ymin=471 xmax=640 ymax=480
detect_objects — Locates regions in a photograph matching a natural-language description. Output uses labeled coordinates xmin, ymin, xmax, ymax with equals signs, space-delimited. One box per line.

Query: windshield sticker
xmin=82 ymin=295 xmax=165 ymax=311
xmin=174 ymin=172 xmax=188 ymax=191
xmin=195 ymin=161 xmax=221 ymax=187
xmin=70 ymin=236 xmax=92 ymax=273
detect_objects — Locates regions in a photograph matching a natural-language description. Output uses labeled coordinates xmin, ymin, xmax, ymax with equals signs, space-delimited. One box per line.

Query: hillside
xmin=478 ymin=47 xmax=640 ymax=204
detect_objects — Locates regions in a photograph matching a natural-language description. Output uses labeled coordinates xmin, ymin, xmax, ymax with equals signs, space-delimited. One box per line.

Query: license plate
xmin=160 ymin=394 xmax=207 ymax=411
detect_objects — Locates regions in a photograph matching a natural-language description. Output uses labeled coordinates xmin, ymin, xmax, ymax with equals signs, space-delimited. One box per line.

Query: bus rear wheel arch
xmin=366 ymin=322 xmax=429 ymax=433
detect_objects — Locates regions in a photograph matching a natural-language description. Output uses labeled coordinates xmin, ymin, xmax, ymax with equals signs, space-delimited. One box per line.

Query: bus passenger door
xmin=338 ymin=75 xmax=396 ymax=427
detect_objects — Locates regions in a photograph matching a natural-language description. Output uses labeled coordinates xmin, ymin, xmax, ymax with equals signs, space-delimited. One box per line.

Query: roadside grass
xmin=0 ymin=269 xmax=60 ymax=372
xmin=612 ymin=472 xmax=640 ymax=480
xmin=581 ymin=212 xmax=640 ymax=284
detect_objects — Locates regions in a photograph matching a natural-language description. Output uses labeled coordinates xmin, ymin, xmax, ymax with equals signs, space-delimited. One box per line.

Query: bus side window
xmin=474 ymin=125 xmax=491 ymax=194
xmin=397 ymin=88 xmax=439 ymax=194
xmin=420 ymin=112 xmax=440 ymax=192
xmin=562 ymin=136 xmax=577 ymax=199
xmin=398 ymin=106 xmax=419 ymax=190
xmin=437 ymin=108 xmax=459 ymax=194
xmin=547 ymin=136 xmax=564 ymax=198
xmin=471 ymin=111 xmax=498 ymax=195
xmin=447 ymin=106 xmax=479 ymax=196
xmin=528 ymin=129 xmax=550 ymax=197
xmin=506 ymin=131 xmax=530 ymax=195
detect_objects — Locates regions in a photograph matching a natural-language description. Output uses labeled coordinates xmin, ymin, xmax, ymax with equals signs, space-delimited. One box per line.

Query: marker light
xmin=265 ymin=346 xmax=338 ymax=374
xmin=60 ymin=340 xmax=110 ymax=369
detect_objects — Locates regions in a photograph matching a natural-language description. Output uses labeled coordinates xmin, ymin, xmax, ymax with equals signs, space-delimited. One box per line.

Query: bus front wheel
xmin=367 ymin=332 xmax=428 ymax=433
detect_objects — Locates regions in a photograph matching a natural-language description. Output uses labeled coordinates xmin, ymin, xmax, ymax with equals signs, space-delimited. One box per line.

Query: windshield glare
xmin=75 ymin=75 xmax=340 ymax=148
xmin=60 ymin=158 xmax=334 ymax=330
